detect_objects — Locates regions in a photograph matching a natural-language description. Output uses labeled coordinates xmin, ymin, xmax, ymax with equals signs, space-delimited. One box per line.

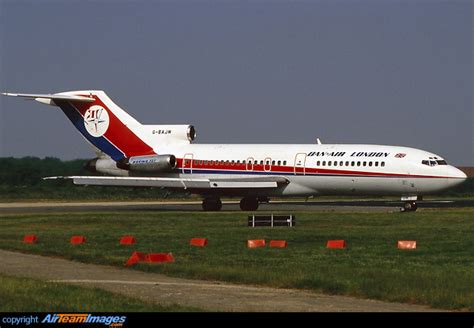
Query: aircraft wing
xmin=44 ymin=176 xmax=289 ymax=189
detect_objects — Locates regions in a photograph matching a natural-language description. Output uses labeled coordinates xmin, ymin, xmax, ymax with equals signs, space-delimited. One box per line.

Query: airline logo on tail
xmin=84 ymin=105 xmax=110 ymax=137
xmin=58 ymin=91 xmax=156 ymax=160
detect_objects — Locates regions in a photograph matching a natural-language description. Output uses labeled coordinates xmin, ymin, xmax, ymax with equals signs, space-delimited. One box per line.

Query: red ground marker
xmin=145 ymin=253 xmax=174 ymax=263
xmin=326 ymin=240 xmax=346 ymax=249
xmin=247 ymin=239 xmax=266 ymax=248
xmin=70 ymin=235 xmax=86 ymax=245
xmin=269 ymin=240 xmax=287 ymax=248
xmin=120 ymin=236 xmax=136 ymax=245
xmin=124 ymin=251 xmax=146 ymax=267
xmin=23 ymin=235 xmax=37 ymax=244
xmin=190 ymin=238 xmax=208 ymax=247
xmin=397 ymin=240 xmax=417 ymax=250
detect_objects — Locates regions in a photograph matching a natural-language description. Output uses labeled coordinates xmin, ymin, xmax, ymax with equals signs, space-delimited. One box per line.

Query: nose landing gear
xmin=401 ymin=201 xmax=418 ymax=212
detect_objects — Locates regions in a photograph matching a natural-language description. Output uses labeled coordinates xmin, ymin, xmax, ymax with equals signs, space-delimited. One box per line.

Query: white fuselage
xmin=98 ymin=143 xmax=466 ymax=198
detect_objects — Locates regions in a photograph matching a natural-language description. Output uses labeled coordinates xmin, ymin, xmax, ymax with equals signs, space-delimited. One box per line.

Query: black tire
xmin=403 ymin=202 xmax=417 ymax=212
xmin=202 ymin=198 xmax=222 ymax=211
xmin=239 ymin=197 xmax=259 ymax=211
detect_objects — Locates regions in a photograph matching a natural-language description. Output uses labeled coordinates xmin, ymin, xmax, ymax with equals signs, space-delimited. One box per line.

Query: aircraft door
xmin=246 ymin=157 xmax=254 ymax=171
xmin=264 ymin=157 xmax=272 ymax=172
xmin=182 ymin=153 xmax=194 ymax=174
xmin=294 ymin=153 xmax=307 ymax=175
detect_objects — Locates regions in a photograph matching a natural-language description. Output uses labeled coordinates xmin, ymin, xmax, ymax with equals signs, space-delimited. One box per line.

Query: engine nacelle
xmin=85 ymin=157 xmax=129 ymax=176
xmin=142 ymin=124 xmax=196 ymax=144
xmin=116 ymin=154 xmax=177 ymax=173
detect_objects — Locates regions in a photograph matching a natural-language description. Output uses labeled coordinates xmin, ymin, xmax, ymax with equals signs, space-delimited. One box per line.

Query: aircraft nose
xmin=447 ymin=166 xmax=467 ymax=184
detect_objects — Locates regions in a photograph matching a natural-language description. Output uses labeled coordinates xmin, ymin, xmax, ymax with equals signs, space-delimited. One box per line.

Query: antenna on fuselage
xmin=316 ymin=138 xmax=322 ymax=145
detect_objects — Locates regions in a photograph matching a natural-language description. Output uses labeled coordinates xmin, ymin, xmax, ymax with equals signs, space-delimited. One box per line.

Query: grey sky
xmin=0 ymin=0 xmax=472 ymax=165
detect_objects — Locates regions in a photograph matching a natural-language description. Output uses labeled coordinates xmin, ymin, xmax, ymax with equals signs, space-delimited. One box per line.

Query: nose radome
xmin=449 ymin=166 xmax=467 ymax=180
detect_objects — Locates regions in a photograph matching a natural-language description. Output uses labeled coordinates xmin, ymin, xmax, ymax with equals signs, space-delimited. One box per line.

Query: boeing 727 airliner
xmin=2 ymin=90 xmax=466 ymax=211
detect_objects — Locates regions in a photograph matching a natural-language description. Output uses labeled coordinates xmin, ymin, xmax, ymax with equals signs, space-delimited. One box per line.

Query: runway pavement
xmin=0 ymin=199 xmax=472 ymax=214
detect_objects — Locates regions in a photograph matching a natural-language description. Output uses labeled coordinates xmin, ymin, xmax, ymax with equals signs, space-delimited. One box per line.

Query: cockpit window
xmin=422 ymin=159 xmax=447 ymax=166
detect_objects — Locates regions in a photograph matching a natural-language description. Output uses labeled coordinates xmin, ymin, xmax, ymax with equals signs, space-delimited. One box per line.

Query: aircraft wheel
xmin=402 ymin=201 xmax=417 ymax=212
xmin=202 ymin=197 xmax=222 ymax=211
xmin=240 ymin=197 xmax=259 ymax=211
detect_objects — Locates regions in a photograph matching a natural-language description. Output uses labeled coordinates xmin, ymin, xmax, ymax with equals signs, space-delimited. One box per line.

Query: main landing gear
xmin=239 ymin=197 xmax=259 ymax=211
xmin=201 ymin=196 xmax=262 ymax=211
xmin=202 ymin=197 xmax=222 ymax=211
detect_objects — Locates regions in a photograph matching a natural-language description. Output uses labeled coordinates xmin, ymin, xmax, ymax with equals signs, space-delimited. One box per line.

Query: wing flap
xmin=45 ymin=176 xmax=210 ymax=189
xmin=44 ymin=175 xmax=288 ymax=190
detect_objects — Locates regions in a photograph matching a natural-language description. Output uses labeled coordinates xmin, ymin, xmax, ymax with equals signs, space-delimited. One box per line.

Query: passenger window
xmin=340 ymin=161 xmax=344 ymax=166
xmin=333 ymin=161 xmax=337 ymax=167
xmin=272 ymin=160 xmax=275 ymax=165
xmin=260 ymin=160 xmax=263 ymax=165
xmin=283 ymin=160 xmax=287 ymax=165
xmin=322 ymin=161 xmax=326 ymax=166
xmin=381 ymin=162 xmax=385 ymax=167
xmin=351 ymin=161 xmax=355 ymax=166
xmin=369 ymin=162 xmax=372 ymax=167
xmin=346 ymin=161 xmax=349 ymax=166
xmin=254 ymin=160 xmax=258 ymax=165
xmin=328 ymin=161 xmax=332 ymax=166
xmin=363 ymin=161 xmax=366 ymax=166
xmin=375 ymin=162 xmax=379 ymax=167
xmin=317 ymin=161 xmax=320 ymax=166
xmin=357 ymin=161 xmax=361 ymax=166
xmin=277 ymin=160 xmax=281 ymax=165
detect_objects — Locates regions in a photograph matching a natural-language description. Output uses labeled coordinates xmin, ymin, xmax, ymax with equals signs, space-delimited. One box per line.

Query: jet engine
xmin=143 ymin=124 xmax=196 ymax=144
xmin=116 ymin=155 xmax=177 ymax=173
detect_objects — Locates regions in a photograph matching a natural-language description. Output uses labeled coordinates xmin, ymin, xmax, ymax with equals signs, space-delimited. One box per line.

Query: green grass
xmin=0 ymin=273 xmax=200 ymax=312
xmin=0 ymin=209 xmax=473 ymax=310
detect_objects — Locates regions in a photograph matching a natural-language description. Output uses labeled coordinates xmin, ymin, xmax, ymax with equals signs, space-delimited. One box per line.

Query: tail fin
xmin=3 ymin=90 xmax=156 ymax=161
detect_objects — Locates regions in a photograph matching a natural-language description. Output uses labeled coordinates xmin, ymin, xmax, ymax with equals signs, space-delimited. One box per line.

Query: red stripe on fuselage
xmin=73 ymin=95 xmax=155 ymax=157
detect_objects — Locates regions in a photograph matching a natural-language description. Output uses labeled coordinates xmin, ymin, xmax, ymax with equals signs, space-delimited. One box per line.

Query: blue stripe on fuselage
xmin=55 ymin=100 xmax=125 ymax=161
